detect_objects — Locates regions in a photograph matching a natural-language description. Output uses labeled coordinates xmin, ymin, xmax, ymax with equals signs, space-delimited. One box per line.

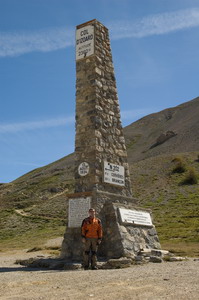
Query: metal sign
xmin=103 ymin=161 xmax=125 ymax=186
xmin=68 ymin=197 xmax=91 ymax=228
xmin=76 ymin=25 xmax=94 ymax=60
xmin=78 ymin=162 xmax=89 ymax=176
xmin=119 ymin=208 xmax=153 ymax=227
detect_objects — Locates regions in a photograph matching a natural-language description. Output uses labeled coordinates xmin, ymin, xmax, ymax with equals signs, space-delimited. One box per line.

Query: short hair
xmin=89 ymin=208 xmax=95 ymax=212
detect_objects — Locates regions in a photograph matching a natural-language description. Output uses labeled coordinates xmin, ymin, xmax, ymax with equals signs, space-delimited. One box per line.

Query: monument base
xmin=98 ymin=202 xmax=161 ymax=259
xmin=60 ymin=191 xmax=161 ymax=261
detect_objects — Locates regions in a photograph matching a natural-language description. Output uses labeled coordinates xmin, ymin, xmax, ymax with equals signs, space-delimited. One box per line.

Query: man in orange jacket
xmin=81 ymin=208 xmax=103 ymax=270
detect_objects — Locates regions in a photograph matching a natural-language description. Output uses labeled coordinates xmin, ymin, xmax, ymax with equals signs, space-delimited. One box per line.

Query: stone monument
xmin=61 ymin=19 xmax=160 ymax=261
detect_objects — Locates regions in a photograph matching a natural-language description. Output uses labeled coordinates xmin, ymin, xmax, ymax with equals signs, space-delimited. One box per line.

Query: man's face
xmin=89 ymin=209 xmax=95 ymax=218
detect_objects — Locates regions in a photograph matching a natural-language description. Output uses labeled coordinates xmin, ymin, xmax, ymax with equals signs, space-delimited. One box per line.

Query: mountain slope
xmin=125 ymin=96 xmax=199 ymax=163
xmin=0 ymin=97 xmax=199 ymax=255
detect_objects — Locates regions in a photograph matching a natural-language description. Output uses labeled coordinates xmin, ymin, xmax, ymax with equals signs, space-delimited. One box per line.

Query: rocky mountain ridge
xmin=125 ymin=96 xmax=199 ymax=163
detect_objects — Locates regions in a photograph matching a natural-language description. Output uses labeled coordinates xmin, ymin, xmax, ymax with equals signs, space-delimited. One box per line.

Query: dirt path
xmin=0 ymin=250 xmax=199 ymax=300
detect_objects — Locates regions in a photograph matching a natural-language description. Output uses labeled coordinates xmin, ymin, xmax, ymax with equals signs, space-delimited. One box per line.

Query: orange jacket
xmin=81 ymin=217 xmax=103 ymax=239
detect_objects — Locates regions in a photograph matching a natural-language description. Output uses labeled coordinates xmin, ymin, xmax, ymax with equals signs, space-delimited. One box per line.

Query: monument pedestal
xmin=61 ymin=191 xmax=160 ymax=261
xmin=99 ymin=202 xmax=160 ymax=259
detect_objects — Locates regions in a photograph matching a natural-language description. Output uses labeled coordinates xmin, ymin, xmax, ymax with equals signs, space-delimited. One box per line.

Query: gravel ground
xmin=0 ymin=250 xmax=199 ymax=300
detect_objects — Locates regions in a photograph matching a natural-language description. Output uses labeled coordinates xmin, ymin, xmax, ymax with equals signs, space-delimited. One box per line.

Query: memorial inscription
xmin=78 ymin=162 xmax=90 ymax=176
xmin=119 ymin=208 xmax=153 ymax=226
xmin=68 ymin=197 xmax=91 ymax=228
xmin=76 ymin=25 xmax=94 ymax=60
xmin=104 ymin=161 xmax=125 ymax=187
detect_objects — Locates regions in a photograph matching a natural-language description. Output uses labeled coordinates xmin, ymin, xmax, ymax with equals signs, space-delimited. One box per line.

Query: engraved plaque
xmin=119 ymin=208 xmax=153 ymax=226
xmin=76 ymin=25 xmax=94 ymax=60
xmin=68 ymin=197 xmax=91 ymax=228
xmin=103 ymin=161 xmax=125 ymax=186
xmin=78 ymin=162 xmax=89 ymax=176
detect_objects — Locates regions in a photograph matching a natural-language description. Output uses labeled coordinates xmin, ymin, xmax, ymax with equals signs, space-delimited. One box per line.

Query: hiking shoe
xmin=91 ymin=266 xmax=98 ymax=270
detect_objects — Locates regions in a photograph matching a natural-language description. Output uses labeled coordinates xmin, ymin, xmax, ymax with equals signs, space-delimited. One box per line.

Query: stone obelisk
xmin=74 ymin=20 xmax=132 ymax=197
xmin=61 ymin=20 xmax=160 ymax=261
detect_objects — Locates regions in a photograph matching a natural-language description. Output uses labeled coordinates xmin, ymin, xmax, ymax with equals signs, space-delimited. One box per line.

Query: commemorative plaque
xmin=76 ymin=25 xmax=94 ymax=60
xmin=103 ymin=161 xmax=125 ymax=186
xmin=119 ymin=208 xmax=153 ymax=227
xmin=68 ymin=197 xmax=91 ymax=228
xmin=78 ymin=162 xmax=89 ymax=176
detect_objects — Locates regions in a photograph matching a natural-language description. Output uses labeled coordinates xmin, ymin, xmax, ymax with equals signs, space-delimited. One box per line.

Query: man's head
xmin=88 ymin=208 xmax=95 ymax=218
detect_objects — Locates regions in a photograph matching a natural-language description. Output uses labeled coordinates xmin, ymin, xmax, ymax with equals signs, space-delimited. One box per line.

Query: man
xmin=81 ymin=208 xmax=102 ymax=270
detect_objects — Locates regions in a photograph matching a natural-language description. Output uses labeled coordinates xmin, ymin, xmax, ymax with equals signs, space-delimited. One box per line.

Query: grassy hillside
xmin=0 ymin=155 xmax=74 ymax=251
xmin=130 ymin=152 xmax=199 ymax=256
xmin=0 ymin=151 xmax=198 ymax=256
xmin=0 ymin=98 xmax=199 ymax=256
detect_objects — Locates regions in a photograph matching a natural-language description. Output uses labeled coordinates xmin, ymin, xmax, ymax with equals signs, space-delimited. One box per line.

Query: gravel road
xmin=0 ymin=250 xmax=198 ymax=300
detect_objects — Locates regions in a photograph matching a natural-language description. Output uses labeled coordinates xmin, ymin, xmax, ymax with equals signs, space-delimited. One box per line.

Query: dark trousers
xmin=83 ymin=238 xmax=98 ymax=267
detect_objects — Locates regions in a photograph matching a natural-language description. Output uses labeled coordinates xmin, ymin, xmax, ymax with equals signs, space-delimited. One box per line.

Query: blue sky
xmin=0 ymin=0 xmax=199 ymax=183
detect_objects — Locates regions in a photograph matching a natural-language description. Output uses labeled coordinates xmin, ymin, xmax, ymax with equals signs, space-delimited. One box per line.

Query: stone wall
xmin=98 ymin=202 xmax=161 ymax=259
xmin=61 ymin=200 xmax=161 ymax=261
xmin=61 ymin=190 xmax=137 ymax=260
xmin=75 ymin=19 xmax=132 ymax=197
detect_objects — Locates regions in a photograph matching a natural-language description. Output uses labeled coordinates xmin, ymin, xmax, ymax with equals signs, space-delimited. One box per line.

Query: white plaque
xmin=68 ymin=197 xmax=91 ymax=228
xmin=119 ymin=208 xmax=153 ymax=227
xmin=103 ymin=161 xmax=125 ymax=186
xmin=76 ymin=25 xmax=94 ymax=60
xmin=78 ymin=162 xmax=89 ymax=176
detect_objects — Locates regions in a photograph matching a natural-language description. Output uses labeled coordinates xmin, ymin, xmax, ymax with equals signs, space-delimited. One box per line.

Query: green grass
xmin=161 ymin=241 xmax=199 ymax=257
xmin=136 ymin=154 xmax=199 ymax=257
xmin=143 ymin=191 xmax=199 ymax=250
xmin=1 ymin=152 xmax=199 ymax=257
xmin=0 ymin=219 xmax=65 ymax=251
xmin=0 ymin=208 xmax=66 ymax=251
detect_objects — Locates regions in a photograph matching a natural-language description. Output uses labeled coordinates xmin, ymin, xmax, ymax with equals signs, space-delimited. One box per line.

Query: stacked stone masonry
xmin=99 ymin=202 xmax=161 ymax=259
xmin=75 ymin=20 xmax=132 ymax=196
xmin=61 ymin=20 xmax=161 ymax=261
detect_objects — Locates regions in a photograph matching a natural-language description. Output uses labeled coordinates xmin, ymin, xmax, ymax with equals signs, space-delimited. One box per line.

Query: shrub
xmin=181 ymin=167 xmax=198 ymax=185
xmin=172 ymin=157 xmax=186 ymax=173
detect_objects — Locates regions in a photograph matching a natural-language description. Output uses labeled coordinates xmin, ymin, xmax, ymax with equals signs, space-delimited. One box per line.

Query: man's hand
xmin=97 ymin=239 xmax=101 ymax=245
xmin=82 ymin=237 xmax=86 ymax=243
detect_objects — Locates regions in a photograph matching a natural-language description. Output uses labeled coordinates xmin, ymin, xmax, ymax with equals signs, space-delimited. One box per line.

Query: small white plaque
xmin=103 ymin=161 xmax=125 ymax=186
xmin=78 ymin=162 xmax=89 ymax=176
xmin=76 ymin=25 xmax=94 ymax=60
xmin=119 ymin=208 xmax=153 ymax=227
xmin=68 ymin=197 xmax=91 ymax=228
